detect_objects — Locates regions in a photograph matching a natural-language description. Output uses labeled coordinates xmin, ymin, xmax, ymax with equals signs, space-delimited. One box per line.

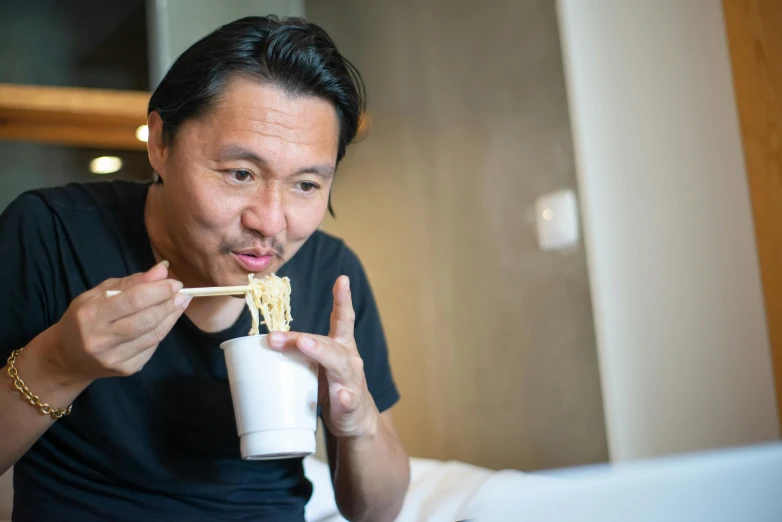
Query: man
xmin=0 ymin=15 xmax=410 ymax=522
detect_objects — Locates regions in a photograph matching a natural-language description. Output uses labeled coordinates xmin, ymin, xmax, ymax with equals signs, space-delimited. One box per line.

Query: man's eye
xmin=231 ymin=170 xmax=252 ymax=182
xmin=296 ymin=181 xmax=319 ymax=193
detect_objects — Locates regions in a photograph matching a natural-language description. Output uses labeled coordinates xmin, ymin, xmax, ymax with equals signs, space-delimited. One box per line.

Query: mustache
xmin=219 ymin=231 xmax=285 ymax=259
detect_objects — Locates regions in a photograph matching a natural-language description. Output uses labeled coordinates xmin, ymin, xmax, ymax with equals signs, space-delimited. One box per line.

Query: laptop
xmin=472 ymin=441 xmax=782 ymax=522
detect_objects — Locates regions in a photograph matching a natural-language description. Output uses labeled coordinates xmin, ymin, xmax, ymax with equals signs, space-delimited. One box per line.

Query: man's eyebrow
xmin=215 ymin=144 xmax=266 ymax=164
xmin=215 ymin=144 xmax=335 ymax=178
xmin=297 ymin=164 xmax=335 ymax=178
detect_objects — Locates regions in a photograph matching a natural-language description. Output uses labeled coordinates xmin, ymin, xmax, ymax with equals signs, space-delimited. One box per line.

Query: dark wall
xmin=0 ymin=0 xmax=152 ymax=211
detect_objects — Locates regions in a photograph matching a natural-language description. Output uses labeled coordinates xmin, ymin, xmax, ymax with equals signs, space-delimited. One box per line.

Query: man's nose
xmin=244 ymin=187 xmax=286 ymax=238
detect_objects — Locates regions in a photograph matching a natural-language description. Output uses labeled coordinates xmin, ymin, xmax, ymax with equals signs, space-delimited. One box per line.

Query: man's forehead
xmin=194 ymin=79 xmax=340 ymax=150
xmin=214 ymin=79 xmax=336 ymax=124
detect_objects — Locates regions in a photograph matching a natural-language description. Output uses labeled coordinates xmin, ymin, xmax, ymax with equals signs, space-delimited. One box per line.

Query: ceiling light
xmin=90 ymin=156 xmax=123 ymax=174
xmin=135 ymin=124 xmax=149 ymax=143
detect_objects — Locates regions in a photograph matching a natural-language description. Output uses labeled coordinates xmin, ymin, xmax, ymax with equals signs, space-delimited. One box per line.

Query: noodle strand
xmin=245 ymin=273 xmax=292 ymax=335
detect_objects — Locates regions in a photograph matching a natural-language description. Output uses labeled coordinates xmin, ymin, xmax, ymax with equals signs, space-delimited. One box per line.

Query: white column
xmin=146 ymin=0 xmax=305 ymax=88
xmin=556 ymin=0 xmax=780 ymax=462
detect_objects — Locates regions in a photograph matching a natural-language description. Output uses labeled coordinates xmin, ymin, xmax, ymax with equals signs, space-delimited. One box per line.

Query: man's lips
xmin=232 ymin=251 xmax=275 ymax=271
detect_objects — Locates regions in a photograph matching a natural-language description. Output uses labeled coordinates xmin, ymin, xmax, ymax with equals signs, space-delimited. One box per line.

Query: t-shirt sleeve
xmin=0 ymin=193 xmax=61 ymax=358
xmin=340 ymin=246 xmax=400 ymax=413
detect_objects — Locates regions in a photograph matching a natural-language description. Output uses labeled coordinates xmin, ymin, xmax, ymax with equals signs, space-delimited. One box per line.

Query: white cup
xmin=220 ymin=334 xmax=319 ymax=460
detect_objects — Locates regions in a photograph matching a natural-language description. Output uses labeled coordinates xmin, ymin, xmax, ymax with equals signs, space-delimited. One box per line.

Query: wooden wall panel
xmin=308 ymin=0 xmax=608 ymax=471
xmin=723 ymin=0 xmax=782 ymax=427
xmin=0 ymin=83 xmax=148 ymax=150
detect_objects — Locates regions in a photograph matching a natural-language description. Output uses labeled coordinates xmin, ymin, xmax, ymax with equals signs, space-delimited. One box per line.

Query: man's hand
xmin=267 ymin=275 xmax=380 ymax=439
xmin=45 ymin=261 xmax=191 ymax=385
xmin=268 ymin=275 xmax=409 ymax=521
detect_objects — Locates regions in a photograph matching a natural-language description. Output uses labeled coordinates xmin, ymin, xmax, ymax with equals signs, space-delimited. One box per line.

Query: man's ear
xmin=147 ymin=111 xmax=168 ymax=182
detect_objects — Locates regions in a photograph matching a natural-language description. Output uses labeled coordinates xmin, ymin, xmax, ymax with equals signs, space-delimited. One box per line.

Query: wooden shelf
xmin=0 ymin=83 xmax=150 ymax=150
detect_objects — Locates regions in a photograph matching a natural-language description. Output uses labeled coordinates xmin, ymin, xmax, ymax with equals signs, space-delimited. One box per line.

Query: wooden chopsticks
xmin=104 ymin=285 xmax=251 ymax=298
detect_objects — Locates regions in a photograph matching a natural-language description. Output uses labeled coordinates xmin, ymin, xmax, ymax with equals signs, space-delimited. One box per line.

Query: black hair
xmin=148 ymin=15 xmax=366 ymax=216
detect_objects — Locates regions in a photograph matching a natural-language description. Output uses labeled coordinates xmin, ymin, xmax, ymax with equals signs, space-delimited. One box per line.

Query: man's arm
xmin=0 ymin=325 xmax=91 ymax=475
xmin=0 ymin=194 xmax=86 ymax=475
xmin=326 ymin=410 xmax=410 ymax=522
xmin=0 ymin=264 xmax=189 ymax=475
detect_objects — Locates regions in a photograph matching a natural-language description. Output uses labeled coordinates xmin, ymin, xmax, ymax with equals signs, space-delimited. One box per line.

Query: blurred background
xmin=0 ymin=0 xmax=152 ymax=210
xmin=1 ymin=0 xmax=781 ymax=508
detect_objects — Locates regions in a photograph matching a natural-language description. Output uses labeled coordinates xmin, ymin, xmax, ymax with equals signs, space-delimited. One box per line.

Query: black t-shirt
xmin=0 ymin=181 xmax=399 ymax=522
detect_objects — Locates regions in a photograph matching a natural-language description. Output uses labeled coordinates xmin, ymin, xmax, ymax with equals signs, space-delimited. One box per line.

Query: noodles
xmin=245 ymin=273 xmax=293 ymax=336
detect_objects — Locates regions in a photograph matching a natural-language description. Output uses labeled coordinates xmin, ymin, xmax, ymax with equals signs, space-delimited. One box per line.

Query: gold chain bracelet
xmin=7 ymin=347 xmax=72 ymax=419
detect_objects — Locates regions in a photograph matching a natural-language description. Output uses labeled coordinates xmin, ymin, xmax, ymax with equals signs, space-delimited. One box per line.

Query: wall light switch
xmin=535 ymin=189 xmax=579 ymax=251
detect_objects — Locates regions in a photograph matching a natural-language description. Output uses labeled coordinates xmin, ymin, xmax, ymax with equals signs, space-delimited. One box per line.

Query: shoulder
xmin=23 ymin=181 xmax=148 ymax=213
xmin=2 ymin=181 xmax=147 ymax=222
xmin=1 ymin=190 xmax=52 ymax=224
xmin=1 ymin=181 xmax=149 ymax=242
xmin=0 ymin=188 xmax=62 ymax=240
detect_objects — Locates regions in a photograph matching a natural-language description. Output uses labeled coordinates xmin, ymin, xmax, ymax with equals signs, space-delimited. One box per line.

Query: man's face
xmin=149 ymin=77 xmax=339 ymax=286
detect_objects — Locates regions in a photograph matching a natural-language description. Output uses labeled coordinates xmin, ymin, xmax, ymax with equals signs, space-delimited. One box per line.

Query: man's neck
xmin=144 ymin=184 xmax=246 ymax=334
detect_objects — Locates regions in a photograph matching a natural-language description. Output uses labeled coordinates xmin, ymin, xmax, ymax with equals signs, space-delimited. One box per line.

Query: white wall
xmin=556 ymin=0 xmax=780 ymax=462
xmin=146 ymin=0 xmax=305 ymax=88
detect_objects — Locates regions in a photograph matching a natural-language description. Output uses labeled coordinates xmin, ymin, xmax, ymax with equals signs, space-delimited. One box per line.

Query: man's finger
xmin=268 ymin=331 xmax=354 ymax=382
xmin=328 ymin=275 xmax=355 ymax=347
xmin=110 ymin=292 xmax=191 ymax=340
xmin=100 ymin=279 xmax=182 ymax=322
xmin=111 ymin=302 xmax=189 ymax=362
xmin=115 ymin=345 xmax=158 ymax=376
xmin=82 ymin=261 xmax=170 ymax=300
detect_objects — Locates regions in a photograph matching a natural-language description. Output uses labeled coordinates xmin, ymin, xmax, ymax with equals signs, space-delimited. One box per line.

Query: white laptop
xmin=472 ymin=442 xmax=782 ymax=522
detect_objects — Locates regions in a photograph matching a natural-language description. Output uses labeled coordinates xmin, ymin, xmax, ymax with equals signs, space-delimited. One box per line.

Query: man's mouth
xmin=232 ymin=250 xmax=277 ymax=272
